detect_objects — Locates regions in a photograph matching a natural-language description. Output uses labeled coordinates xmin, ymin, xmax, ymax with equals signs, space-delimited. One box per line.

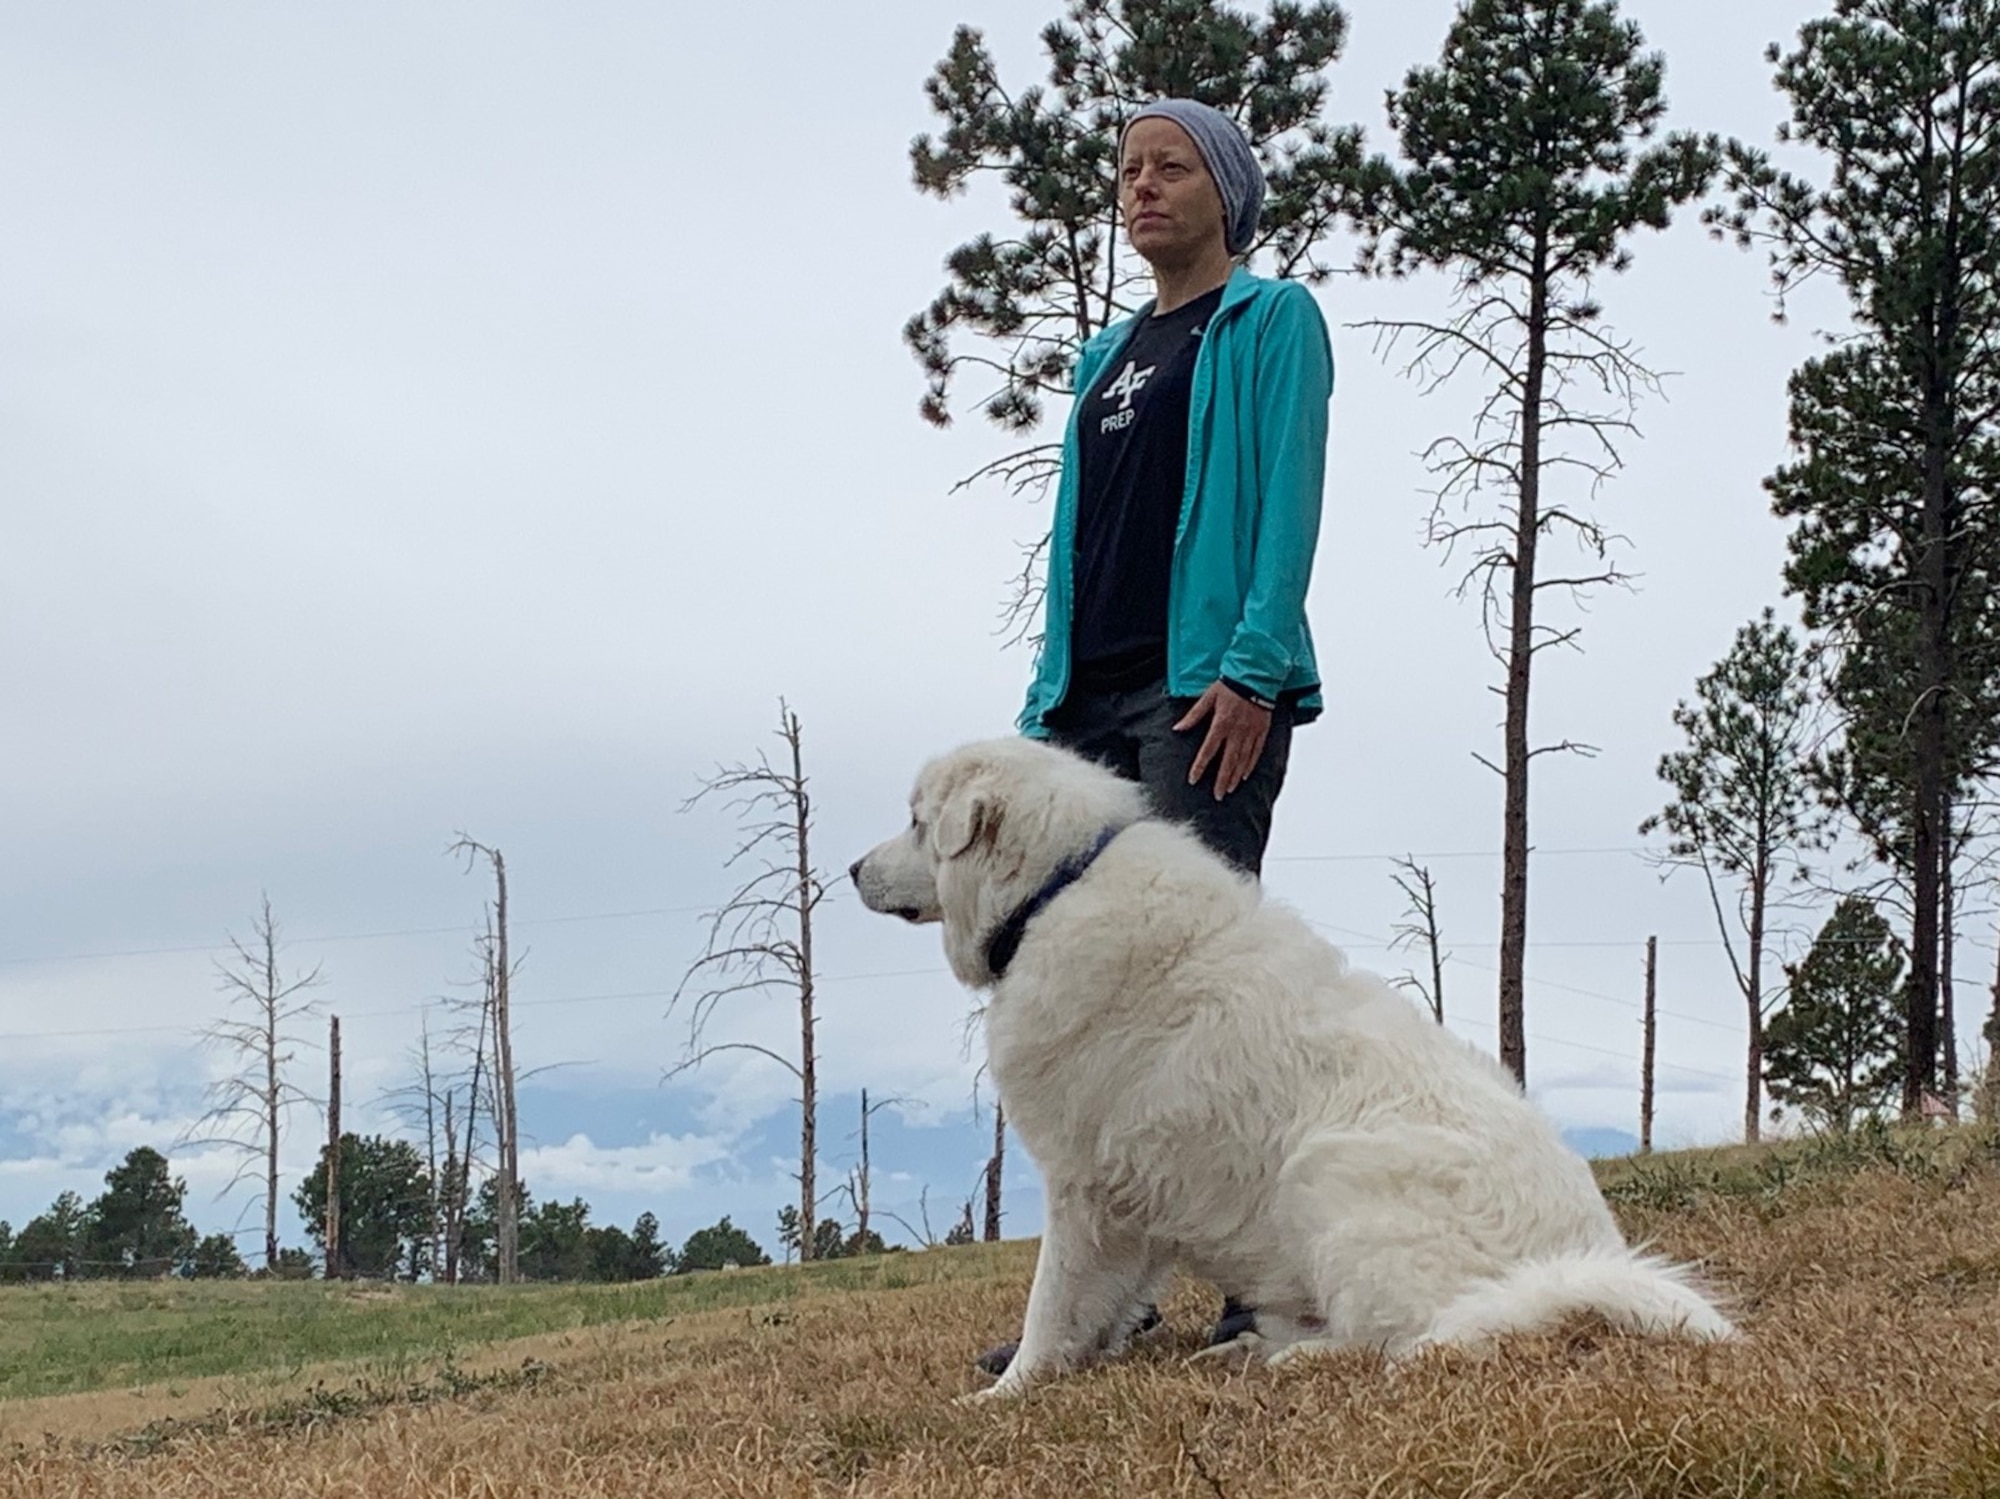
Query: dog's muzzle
xmin=848 ymin=856 xmax=927 ymax=924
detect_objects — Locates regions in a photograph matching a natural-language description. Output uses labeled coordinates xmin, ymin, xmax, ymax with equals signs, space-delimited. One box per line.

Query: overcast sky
xmin=1 ymin=0 xmax=1947 ymax=1263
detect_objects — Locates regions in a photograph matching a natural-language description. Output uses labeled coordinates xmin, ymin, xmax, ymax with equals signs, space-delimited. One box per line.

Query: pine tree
xmin=83 ymin=1148 xmax=198 ymax=1278
xmin=293 ymin=1134 xmax=433 ymax=1280
xmin=1712 ymin=0 xmax=2000 ymax=1114
xmin=188 ymin=1232 xmax=250 ymax=1279
xmin=1764 ymin=897 xmax=1905 ymax=1132
xmin=519 ymin=1197 xmax=594 ymax=1282
xmin=1348 ymin=0 xmax=1716 ymax=1082
xmin=628 ymin=1211 xmax=672 ymax=1278
xmin=906 ymin=0 xmax=1362 ymax=622
xmin=1641 ymin=609 xmax=1826 ymax=1140
xmin=1 ymin=1192 xmax=87 ymax=1281
xmin=675 ymin=1217 xmax=770 ymax=1273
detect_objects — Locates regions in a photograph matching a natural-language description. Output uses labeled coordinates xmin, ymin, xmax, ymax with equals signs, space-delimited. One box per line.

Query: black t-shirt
xmin=1069 ymin=285 xmax=1226 ymax=693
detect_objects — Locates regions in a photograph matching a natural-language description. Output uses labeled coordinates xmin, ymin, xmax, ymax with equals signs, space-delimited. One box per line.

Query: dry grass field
xmin=6 ymin=1125 xmax=2000 ymax=1498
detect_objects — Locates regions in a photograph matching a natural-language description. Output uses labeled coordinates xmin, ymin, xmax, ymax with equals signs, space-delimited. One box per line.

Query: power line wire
xmin=0 ymin=965 xmax=963 ymax=1044
xmin=1269 ymin=845 xmax=1647 ymax=864
xmin=1445 ymin=1010 xmax=1739 ymax=1084
xmin=5 ymin=858 xmax=1994 ymax=972
xmin=0 ymin=843 xmax=1683 ymax=971
xmin=1308 ymin=919 xmax=1745 ymax=1034
xmin=0 ymin=904 xmax=716 ymax=970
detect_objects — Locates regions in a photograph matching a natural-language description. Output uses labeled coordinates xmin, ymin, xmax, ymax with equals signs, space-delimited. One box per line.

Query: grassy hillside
xmin=0 ymin=1248 xmax=1003 ymax=1404
xmin=6 ymin=1124 xmax=2000 ymax=1497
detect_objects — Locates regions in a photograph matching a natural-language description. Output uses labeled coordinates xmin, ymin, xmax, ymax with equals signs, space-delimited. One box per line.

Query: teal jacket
xmin=1018 ymin=267 xmax=1333 ymax=735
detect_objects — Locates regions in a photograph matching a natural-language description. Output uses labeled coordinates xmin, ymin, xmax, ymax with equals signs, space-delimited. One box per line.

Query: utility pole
xmin=1640 ymin=937 xmax=1657 ymax=1155
xmin=326 ymin=1013 xmax=343 ymax=1278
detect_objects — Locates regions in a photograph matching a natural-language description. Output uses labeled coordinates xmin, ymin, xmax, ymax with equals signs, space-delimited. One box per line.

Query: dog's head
xmin=850 ymin=737 xmax=1146 ymax=987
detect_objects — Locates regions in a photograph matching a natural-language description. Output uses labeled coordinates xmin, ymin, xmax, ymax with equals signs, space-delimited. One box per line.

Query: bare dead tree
xmin=982 ymin=1102 xmax=1005 ymax=1242
xmin=855 ymin=1088 xmax=876 ymax=1249
xmin=835 ymin=1089 xmax=917 ymax=1252
xmin=1388 ymin=856 xmax=1448 ymax=1024
xmin=873 ymin=1183 xmax=948 ymax=1251
xmin=442 ymin=985 xmax=490 ymax=1286
xmin=947 ymin=1196 xmax=977 ymax=1247
xmin=380 ymin=1017 xmax=449 ymax=1278
xmin=451 ymin=837 xmax=520 ymax=1284
xmin=434 ymin=920 xmax=499 ymax=1284
xmin=674 ymin=701 xmax=832 ymax=1260
xmin=180 ymin=894 xmax=323 ymax=1274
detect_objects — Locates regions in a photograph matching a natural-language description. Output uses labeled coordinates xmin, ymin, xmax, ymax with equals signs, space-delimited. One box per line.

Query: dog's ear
xmin=935 ymin=772 xmax=1003 ymax=861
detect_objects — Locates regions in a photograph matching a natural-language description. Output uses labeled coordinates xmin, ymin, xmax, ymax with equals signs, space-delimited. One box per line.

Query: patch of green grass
xmin=0 ymin=1244 xmax=1013 ymax=1403
xmin=1594 ymin=1118 xmax=1999 ymax=1212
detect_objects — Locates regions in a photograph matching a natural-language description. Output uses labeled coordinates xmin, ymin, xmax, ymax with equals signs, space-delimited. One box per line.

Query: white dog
xmin=852 ymin=737 xmax=1733 ymax=1397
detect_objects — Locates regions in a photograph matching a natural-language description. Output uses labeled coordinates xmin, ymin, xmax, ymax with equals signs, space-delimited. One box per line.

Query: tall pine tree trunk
xmin=1497 ymin=256 xmax=1550 ymax=1087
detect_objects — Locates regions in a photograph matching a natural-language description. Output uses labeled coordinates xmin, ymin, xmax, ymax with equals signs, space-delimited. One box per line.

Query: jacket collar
xmin=983 ymin=825 xmax=1126 ymax=982
xmin=1122 ymin=263 xmax=1260 ymax=332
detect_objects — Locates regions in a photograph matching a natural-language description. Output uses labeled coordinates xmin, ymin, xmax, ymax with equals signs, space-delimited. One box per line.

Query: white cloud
xmin=518 ymin=1131 xmax=739 ymax=1201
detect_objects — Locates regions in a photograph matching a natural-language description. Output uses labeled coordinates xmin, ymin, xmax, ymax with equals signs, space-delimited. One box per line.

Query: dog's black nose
xmin=847 ymin=859 xmax=863 ymax=886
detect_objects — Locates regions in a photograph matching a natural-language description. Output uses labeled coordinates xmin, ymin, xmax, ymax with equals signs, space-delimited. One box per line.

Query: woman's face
xmin=1119 ymin=117 xmax=1227 ymax=266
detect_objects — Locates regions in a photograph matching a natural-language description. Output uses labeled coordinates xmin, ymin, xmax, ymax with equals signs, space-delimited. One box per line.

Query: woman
xmin=989 ymin=97 xmax=1335 ymax=1374
xmin=1017 ymin=97 xmax=1332 ymax=882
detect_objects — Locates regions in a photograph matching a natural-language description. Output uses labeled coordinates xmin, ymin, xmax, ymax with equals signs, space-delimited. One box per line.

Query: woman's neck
xmin=1150 ymin=246 xmax=1235 ymax=314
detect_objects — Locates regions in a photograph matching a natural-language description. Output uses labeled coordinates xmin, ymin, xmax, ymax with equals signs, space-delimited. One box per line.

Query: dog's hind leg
xmin=974 ymin=1196 xmax=1156 ymax=1400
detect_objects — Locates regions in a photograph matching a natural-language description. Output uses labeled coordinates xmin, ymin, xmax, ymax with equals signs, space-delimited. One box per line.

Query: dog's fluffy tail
xmin=1419 ymin=1248 xmax=1735 ymax=1351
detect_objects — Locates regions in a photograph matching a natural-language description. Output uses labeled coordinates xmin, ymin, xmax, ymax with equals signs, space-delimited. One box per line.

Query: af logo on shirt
xmin=1098 ymin=360 xmax=1154 ymax=433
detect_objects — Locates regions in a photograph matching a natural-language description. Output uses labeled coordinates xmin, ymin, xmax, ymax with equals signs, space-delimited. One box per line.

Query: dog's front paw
xmin=1188 ymin=1328 xmax=1267 ymax=1366
xmin=1267 ymin=1337 xmax=1349 ymax=1369
xmin=956 ymin=1380 xmax=1023 ymax=1408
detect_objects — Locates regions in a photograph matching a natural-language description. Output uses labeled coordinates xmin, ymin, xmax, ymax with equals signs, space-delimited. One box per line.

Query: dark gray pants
xmin=1044 ymin=679 xmax=1291 ymax=878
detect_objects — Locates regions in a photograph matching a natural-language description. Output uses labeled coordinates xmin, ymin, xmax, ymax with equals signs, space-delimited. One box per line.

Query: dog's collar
xmin=983 ymin=824 xmax=1125 ymax=982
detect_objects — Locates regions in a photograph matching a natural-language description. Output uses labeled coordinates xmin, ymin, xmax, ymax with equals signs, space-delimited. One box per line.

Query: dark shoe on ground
xmin=973 ymin=1338 xmax=1019 ymax=1378
xmin=1207 ymin=1297 xmax=1257 ymax=1347
xmin=974 ymin=1305 xmax=1164 ymax=1378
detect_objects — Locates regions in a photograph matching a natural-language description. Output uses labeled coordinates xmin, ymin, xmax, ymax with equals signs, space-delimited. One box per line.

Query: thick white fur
xmin=852 ymin=738 xmax=1734 ymax=1397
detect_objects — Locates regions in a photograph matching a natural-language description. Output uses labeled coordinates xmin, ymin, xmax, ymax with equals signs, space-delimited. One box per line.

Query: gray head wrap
xmin=1124 ymin=98 xmax=1264 ymax=255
